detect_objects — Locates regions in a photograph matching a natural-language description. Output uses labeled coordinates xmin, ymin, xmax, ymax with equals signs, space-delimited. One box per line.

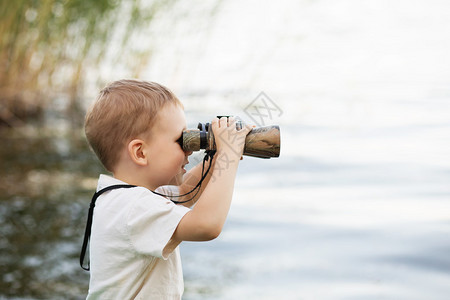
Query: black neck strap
xmin=80 ymin=184 xmax=136 ymax=271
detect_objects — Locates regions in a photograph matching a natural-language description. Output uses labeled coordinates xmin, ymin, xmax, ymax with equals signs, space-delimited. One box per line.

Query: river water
xmin=178 ymin=1 xmax=450 ymax=298
xmin=2 ymin=0 xmax=450 ymax=299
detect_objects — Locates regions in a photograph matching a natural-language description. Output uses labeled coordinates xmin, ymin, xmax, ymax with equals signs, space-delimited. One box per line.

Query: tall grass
xmin=0 ymin=0 xmax=171 ymax=126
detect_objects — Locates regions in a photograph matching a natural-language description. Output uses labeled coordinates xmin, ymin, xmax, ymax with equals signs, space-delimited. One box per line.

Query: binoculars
xmin=179 ymin=117 xmax=280 ymax=159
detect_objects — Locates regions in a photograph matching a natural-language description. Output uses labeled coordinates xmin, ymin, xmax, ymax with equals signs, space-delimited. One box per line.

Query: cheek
xmin=172 ymin=146 xmax=185 ymax=165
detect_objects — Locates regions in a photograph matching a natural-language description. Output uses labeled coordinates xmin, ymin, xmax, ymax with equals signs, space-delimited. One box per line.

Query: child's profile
xmin=81 ymin=79 xmax=251 ymax=299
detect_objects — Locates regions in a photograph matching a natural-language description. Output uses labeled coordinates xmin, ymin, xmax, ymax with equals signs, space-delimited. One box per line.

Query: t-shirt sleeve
xmin=155 ymin=185 xmax=180 ymax=198
xmin=126 ymin=188 xmax=190 ymax=259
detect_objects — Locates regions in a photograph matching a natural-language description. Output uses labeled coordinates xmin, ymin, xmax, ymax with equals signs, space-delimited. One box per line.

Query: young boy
xmin=83 ymin=79 xmax=251 ymax=299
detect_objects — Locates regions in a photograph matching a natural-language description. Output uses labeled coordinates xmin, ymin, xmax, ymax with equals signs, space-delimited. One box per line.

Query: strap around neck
xmin=80 ymin=184 xmax=136 ymax=271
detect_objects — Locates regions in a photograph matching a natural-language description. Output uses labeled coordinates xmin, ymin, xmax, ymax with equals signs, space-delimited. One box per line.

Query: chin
xmin=168 ymin=173 xmax=184 ymax=186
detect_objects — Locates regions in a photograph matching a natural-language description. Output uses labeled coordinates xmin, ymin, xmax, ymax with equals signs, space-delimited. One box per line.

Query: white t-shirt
xmin=86 ymin=174 xmax=190 ymax=300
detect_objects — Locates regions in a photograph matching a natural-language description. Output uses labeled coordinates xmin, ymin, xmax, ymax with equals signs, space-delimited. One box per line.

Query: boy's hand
xmin=211 ymin=117 xmax=253 ymax=158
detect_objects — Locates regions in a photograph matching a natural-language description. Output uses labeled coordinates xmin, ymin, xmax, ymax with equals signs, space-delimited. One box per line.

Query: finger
xmin=211 ymin=117 xmax=219 ymax=130
xmin=219 ymin=116 xmax=228 ymax=128
xmin=228 ymin=116 xmax=236 ymax=128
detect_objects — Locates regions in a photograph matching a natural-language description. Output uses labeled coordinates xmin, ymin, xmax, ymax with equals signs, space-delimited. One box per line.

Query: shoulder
xmin=124 ymin=186 xmax=189 ymax=218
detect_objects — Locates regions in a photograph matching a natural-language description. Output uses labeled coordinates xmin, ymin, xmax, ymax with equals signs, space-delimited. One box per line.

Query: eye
xmin=176 ymin=134 xmax=183 ymax=148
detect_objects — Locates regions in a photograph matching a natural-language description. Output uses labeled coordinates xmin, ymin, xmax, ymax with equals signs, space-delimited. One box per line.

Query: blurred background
xmin=1 ymin=0 xmax=449 ymax=299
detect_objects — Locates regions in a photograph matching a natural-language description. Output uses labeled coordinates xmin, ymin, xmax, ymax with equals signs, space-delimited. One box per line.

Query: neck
xmin=112 ymin=162 xmax=158 ymax=191
xmin=114 ymin=172 xmax=159 ymax=191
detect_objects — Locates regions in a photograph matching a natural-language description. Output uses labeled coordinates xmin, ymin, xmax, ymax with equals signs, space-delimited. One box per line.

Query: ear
xmin=127 ymin=139 xmax=148 ymax=166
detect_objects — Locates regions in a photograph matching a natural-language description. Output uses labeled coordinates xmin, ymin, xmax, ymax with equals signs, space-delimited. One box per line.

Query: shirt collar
xmin=97 ymin=174 xmax=128 ymax=192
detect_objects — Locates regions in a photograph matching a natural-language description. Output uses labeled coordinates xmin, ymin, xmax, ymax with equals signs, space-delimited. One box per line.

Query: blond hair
xmin=85 ymin=79 xmax=183 ymax=171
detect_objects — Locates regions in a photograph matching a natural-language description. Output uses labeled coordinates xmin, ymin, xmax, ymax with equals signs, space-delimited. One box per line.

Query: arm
xmin=171 ymin=117 xmax=252 ymax=241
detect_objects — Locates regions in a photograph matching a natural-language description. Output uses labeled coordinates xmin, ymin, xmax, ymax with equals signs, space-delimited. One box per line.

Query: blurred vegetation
xmin=0 ymin=0 xmax=175 ymax=127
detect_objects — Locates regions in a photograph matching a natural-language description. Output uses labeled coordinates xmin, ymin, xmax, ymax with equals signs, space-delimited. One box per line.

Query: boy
xmin=82 ymin=79 xmax=251 ymax=299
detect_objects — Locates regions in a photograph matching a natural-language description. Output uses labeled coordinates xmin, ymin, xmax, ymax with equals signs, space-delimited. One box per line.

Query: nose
xmin=184 ymin=150 xmax=193 ymax=157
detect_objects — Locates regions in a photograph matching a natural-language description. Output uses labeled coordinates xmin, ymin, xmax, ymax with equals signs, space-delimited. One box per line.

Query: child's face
xmin=146 ymin=103 xmax=191 ymax=187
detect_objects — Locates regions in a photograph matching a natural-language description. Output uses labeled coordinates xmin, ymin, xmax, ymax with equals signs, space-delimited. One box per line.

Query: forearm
xmin=173 ymin=150 xmax=240 ymax=241
xmin=192 ymin=151 xmax=239 ymax=228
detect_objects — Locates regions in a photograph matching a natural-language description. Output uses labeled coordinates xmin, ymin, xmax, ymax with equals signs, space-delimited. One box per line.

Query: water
xmin=0 ymin=124 xmax=100 ymax=299
xmin=181 ymin=113 xmax=450 ymax=299
xmin=177 ymin=1 xmax=450 ymax=298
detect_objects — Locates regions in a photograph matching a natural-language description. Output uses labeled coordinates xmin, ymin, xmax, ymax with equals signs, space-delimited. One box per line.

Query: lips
xmin=181 ymin=159 xmax=189 ymax=173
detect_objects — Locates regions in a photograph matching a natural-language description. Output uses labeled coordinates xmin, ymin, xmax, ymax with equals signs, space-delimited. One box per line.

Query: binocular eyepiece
xmin=179 ymin=117 xmax=280 ymax=159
